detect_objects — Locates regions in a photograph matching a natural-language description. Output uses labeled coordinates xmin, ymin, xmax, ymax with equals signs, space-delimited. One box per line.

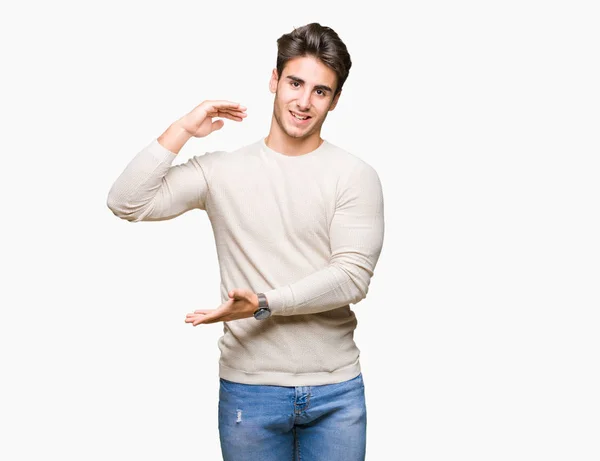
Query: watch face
xmin=254 ymin=308 xmax=271 ymax=320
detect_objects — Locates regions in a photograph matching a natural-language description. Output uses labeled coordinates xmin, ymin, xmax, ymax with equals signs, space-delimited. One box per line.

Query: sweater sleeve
xmin=106 ymin=139 xmax=212 ymax=222
xmin=263 ymin=161 xmax=385 ymax=316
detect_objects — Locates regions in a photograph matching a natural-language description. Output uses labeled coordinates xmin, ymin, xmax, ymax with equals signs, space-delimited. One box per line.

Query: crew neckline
xmin=261 ymin=137 xmax=329 ymax=159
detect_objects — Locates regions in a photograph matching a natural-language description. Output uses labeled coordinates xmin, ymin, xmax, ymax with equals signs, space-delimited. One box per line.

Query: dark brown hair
xmin=276 ymin=23 xmax=352 ymax=96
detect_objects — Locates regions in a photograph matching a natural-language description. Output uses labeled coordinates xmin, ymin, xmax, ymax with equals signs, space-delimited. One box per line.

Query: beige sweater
xmin=107 ymin=137 xmax=385 ymax=386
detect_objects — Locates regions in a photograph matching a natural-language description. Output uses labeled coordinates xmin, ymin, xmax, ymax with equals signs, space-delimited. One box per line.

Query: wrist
xmin=157 ymin=122 xmax=193 ymax=154
xmin=253 ymin=293 xmax=271 ymax=320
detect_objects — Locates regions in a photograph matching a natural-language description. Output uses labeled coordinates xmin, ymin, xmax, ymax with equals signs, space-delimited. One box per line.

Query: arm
xmin=264 ymin=161 xmax=385 ymax=316
xmin=106 ymin=127 xmax=205 ymax=222
xmin=106 ymin=100 xmax=247 ymax=222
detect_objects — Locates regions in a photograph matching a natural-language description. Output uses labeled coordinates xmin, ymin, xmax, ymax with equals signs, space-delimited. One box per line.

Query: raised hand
xmin=178 ymin=100 xmax=247 ymax=138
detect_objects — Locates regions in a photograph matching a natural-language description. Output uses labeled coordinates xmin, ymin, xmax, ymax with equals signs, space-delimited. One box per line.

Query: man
xmin=107 ymin=22 xmax=384 ymax=461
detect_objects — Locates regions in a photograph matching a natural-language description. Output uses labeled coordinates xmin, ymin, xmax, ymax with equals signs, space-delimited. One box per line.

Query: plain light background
xmin=1 ymin=0 xmax=598 ymax=460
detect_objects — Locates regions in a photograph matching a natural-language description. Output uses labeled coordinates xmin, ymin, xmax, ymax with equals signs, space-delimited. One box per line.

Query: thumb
xmin=210 ymin=119 xmax=225 ymax=132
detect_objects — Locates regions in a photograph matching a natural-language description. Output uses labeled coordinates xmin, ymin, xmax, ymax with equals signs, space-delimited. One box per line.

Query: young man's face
xmin=269 ymin=55 xmax=341 ymax=141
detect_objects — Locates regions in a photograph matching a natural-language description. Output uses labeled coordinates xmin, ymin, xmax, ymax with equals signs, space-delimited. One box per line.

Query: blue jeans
xmin=218 ymin=373 xmax=367 ymax=461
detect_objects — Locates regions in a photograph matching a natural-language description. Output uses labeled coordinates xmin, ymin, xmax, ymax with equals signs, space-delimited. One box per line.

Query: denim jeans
xmin=218 ymin=373 xmax=367 ymax=461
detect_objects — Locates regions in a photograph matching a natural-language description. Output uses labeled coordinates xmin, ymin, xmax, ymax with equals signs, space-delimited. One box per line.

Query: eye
xmin=290 ymin=81 xmax=300 ymax=88
xmin=316 ymin=89 xmax=327 ymax=97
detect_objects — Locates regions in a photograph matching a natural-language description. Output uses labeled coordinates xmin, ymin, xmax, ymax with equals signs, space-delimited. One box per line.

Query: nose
xmin=296 ymin=89 xmax=311 ymax=111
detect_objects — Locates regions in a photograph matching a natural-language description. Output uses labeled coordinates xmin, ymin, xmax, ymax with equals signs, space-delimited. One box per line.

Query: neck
xmin=265 ymin=117 xmax=323 ymax=156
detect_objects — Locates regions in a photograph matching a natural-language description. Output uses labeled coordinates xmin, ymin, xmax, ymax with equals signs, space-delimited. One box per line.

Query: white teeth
xmin=291 ymin=112 xmax=309 ymax=120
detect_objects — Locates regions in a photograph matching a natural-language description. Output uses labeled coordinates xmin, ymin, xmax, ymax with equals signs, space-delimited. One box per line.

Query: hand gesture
xmin=178 ymin=100 xmax=247 ymax=138
xmin=184 ymin=289 xmax=259 ymax=325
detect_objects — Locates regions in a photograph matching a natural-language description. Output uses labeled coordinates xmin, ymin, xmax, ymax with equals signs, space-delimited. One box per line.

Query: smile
xmin=290 ymin=110 xmax=311 ymax=121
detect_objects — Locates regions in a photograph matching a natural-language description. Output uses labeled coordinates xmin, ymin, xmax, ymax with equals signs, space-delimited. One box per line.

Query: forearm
xmin=264 ymin=222 xmax=384 ymax=317
xmin=106 ymin=133 xmax=204 ymax=222
xmin=264 ymin=259 xmax=379 ymax=316
xmin=157 ymin=121 xmax=193 ymax=154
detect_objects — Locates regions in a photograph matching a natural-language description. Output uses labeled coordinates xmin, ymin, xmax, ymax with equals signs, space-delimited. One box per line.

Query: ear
xmin=269 ymin=68 xmax=279 ymax=94
xmin=328 ymin=91 xmax=342 ymax=111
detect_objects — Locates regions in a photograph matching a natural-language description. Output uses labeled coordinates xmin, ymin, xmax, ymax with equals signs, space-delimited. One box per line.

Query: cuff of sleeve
xmin=147 ymin=138 xmax=178 ymax=163
xmin=262 ymin=287 xmax=290 ymax=315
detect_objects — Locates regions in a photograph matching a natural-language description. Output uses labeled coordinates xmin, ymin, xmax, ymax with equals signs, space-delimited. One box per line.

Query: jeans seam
xmin=295 ymin=426 xmax=301 ymax=461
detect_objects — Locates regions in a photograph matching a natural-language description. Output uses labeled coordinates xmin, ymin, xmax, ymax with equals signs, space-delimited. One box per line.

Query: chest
xmin=207 ymin=164 xmax=337 ymax=243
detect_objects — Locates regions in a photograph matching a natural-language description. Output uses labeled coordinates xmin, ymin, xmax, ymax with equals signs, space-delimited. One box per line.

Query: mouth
xmin=289 ymin=110 xmax=311 ymax=123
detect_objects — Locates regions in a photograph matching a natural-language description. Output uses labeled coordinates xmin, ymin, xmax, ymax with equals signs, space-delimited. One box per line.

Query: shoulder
xmin=190 ymin=139 xmax=261 ymax=173
xmin=319 ymin=141 xmax=384 ymax=207
xmin=323 ymin=140 xmax=381 ymax=184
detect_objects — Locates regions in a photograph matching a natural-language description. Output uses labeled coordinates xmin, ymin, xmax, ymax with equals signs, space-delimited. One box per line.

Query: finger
xmin=209 ymin=111 xmax=247 ymax=121
xmin=203 ymin=100 xmax=247 ymax=112
xmin=205 ymin=106 xmax=247 ymax=116
xmin=194 ymin=313 xmax=220 ymax=326
xmin=192 ymin=298 xmax=234 ymax=324
xmin=184 ymin=313 xmax=207 ymax=325
xmin=217 ymin=107 xmax=247 ymax=114
xmin=208 ymin=100 xmax=246 ymax=108
xmin=185 ymin=312 xmax=208 ymax=324
xmin=210 ymin=120 xmax=224 ymax=132
xmin=219 ymin=114 xmax=244 ymax=122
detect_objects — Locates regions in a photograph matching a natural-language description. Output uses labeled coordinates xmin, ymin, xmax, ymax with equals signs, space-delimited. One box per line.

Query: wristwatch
xmin=253 ymin=293 xmax=271 ymax=320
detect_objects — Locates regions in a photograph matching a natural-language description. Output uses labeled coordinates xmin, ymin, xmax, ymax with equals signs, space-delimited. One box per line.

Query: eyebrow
xmin=285 ymin=75 xmax=333 ymax=93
